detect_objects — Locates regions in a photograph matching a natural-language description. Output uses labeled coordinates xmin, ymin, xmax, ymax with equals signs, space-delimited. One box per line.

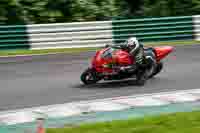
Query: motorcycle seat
xmin=144 ymin=47 xmax=156 ymax=59
xmin=144 ymin=47 xmax=154 ymax=51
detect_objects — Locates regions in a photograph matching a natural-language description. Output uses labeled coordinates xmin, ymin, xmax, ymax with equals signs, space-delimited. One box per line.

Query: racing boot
xmin=120 ymin=65 xmax=137 ymax=73
xmin=135 ymin=59 xmax=149 ymax=86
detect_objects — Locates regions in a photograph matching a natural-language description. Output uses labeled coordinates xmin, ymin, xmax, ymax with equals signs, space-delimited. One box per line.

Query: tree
xmin=142 ymin=0 xmax=200 ymax=17
xmin=71 ymin=0 xmax=120 ymax=21
xmin=0 ymin=0 xmax=25 ymax=25
xmin=1 ymin=0 xmax=200 ymax=25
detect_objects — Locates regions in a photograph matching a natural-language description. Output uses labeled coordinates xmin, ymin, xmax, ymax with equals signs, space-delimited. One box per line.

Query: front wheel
xmin=81 ymin=68 xmax=100 ymax=85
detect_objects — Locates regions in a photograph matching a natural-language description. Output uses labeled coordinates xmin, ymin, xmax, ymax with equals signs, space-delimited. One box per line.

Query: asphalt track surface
xmin=0 ymin=45 xmax=200 ymax=111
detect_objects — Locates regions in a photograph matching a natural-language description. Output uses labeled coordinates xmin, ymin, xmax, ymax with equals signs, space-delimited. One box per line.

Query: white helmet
xmin=126 ymin=37 xmax=139 ymax=48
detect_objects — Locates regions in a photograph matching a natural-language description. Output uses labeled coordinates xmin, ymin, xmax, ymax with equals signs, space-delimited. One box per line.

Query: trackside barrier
xmin=0 ymin=15 xmax=199 ymax=50
xmin=112 ymin=15 xmax=194 ymax=44
xmin=192 ymin=15 xmax=200 ymax=41
xmin=0 ymin=25 xmax=30 ymax=49
xmin=0 ymin=21 xmax=113 ymax=50
xmin=27 ymin=21 xmax=113 ymax=49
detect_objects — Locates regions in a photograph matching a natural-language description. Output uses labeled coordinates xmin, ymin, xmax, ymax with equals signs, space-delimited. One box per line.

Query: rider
xmin=120 ymin=37 xmax=147 ymax=72
xmin=105 ymin=37 xmax=156 ymax=72
xmin=125 ymin=37 xmax=145 ymax=65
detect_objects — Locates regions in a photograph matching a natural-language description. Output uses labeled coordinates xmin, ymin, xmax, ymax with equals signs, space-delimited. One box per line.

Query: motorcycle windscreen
xmin=92 ymin=48 xmax=116 ymax=73
xmin=92 ymin=47 xmax=115 ymax=66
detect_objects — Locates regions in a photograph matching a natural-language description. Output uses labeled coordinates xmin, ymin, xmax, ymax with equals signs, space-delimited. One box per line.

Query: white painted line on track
xmin=1 ymin=88 xmax=200 ymax=125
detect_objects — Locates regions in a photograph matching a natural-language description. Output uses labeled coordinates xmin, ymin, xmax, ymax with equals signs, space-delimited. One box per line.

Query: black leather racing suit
xmin=127 ymin=42 xmax=145 ymax=66
xmin=124 ymin=43 xmax=157 ymax=76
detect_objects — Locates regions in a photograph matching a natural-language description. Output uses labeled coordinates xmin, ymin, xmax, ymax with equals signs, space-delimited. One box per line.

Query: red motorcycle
xmin=81 ymin=44 xmax=174 ymax=85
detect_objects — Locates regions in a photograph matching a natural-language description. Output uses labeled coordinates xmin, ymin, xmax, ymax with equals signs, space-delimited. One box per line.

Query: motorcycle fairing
xmin=92 ymin=47 xmax=134 ymax=73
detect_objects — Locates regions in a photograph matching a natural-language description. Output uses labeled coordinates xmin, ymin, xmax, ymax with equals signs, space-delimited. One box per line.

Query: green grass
xmin=0 ymin=47 xmax=99 ymax=57
xmin=47 ymin=111 xmax=200 ymax=133
xmin=0 ymin=40 xmax=199 ymax=57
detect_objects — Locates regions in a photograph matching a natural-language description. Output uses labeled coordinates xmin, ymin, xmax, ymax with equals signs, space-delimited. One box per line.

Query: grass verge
xmin=0 ymin=40 xmax=199 ymax=57
xmin=0 ymin=47 xmax=99 ymax=57
xmin=47 ymin=111 xmax=200 ymax=133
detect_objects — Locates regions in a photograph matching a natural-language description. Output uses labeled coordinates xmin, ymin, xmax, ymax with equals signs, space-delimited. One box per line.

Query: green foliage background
xmin=1 ymin=0 xmax=200 ymax=25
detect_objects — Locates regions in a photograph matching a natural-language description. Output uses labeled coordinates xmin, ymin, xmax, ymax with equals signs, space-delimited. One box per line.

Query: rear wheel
xmin=145 ymin=56 xmax=157 ymax=79
xmin=81 ymin=68 xmax=100 ymax=85
xmin=148 ymin=62 xmax=163 ymax=78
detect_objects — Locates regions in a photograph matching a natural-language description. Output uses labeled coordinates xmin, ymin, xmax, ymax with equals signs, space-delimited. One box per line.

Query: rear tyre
xmin=149 ymin=62 xmax=163 ymax=78
xmin=81 ymin=68 xmax=100 ymax=85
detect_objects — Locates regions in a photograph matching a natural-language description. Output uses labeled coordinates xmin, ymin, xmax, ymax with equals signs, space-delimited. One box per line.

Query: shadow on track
xmin=72 ymin=77 xmax=166 ymax=89
xmin=74 ymin=78 xmax=153 ymax=89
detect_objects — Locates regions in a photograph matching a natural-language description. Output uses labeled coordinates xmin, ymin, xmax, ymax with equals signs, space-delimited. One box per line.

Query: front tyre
xmin=81 ymin=68 xmax=100 ymax=85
